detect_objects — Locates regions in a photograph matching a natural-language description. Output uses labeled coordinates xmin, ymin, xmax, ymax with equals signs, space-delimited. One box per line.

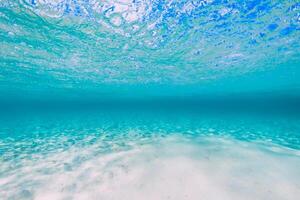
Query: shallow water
xmin=1 ymin=111 xmax=300 ymax=199
xmin=1 ymin=0 xmax=300 ymax=199
xmin=1 ymin=0 xmax=300 ymax=97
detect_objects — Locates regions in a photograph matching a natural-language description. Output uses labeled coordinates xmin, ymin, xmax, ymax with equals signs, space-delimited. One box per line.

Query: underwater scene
xmin=1 ymin=0 xmax=300 ymax=199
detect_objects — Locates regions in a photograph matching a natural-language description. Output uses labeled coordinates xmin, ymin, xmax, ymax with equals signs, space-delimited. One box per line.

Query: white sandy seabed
xmin=1 ymin=135 xmax=300 ymax=200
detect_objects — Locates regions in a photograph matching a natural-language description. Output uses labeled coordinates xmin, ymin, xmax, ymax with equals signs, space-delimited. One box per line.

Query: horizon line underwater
xmin=1 ymin=0 xmax=300 ymax=200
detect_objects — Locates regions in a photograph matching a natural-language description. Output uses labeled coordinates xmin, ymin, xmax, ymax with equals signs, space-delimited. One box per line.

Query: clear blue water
xmin=1 ymin=0 xmax=300 ymax=199
xmin=1 ymin=110 xmax=300 ymax=199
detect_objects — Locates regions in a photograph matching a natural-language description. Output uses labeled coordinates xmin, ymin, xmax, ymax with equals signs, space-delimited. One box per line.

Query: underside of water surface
xmin=1 ymin=0 xmax=300 ymax=200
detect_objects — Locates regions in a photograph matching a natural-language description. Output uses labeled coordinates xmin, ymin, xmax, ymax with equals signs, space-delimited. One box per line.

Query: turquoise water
xmin=1 ymin=110 xmax=300 ymax=199
xmin=1 ymin=0 xmax=300 ymax=199
xmin=1 ymin=0 xmax=300 ymax=97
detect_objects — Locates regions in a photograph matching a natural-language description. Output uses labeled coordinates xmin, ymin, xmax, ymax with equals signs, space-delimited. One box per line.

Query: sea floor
xmin=0 ymin=111 xmax=300 ymax=200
